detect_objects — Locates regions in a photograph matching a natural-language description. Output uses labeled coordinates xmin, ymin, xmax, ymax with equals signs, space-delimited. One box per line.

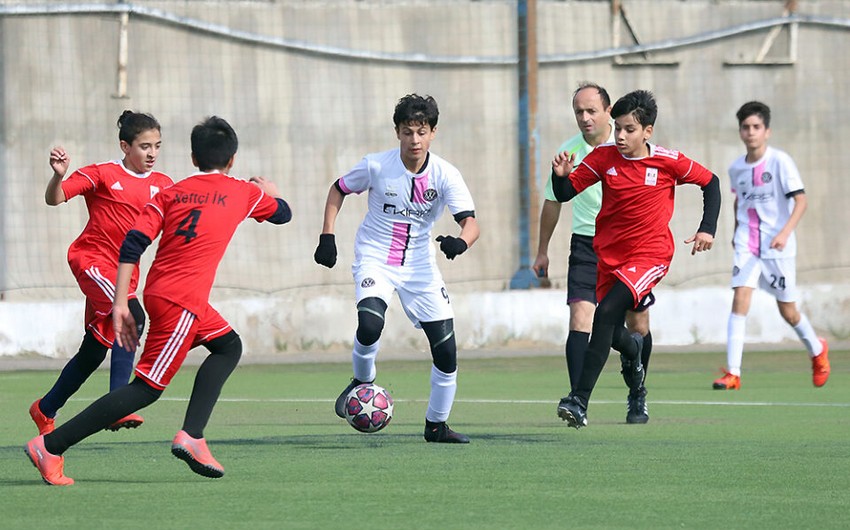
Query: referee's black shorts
xmin=567 ymin=233 xmax=597 ymax=305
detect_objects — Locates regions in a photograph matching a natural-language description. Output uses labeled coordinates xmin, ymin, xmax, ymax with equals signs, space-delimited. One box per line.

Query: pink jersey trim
xmin=411 ymin=173 xmax=430 ymax=204
xmin=752 ymin=161 xmax=765 ymax=186
xmin=747 ymin=208 xmax=760 ymax=256
xmin=337 ymin=177 xmax=353 ymax=195
xmin=386 ymin=222 xmax=410 ymax=266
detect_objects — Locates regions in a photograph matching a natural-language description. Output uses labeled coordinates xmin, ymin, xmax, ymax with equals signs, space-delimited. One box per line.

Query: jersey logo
xmin=384 ymin=184 xmax=398 ymax=197
xmin=423 ymin=188 xmax=437 ymax=201
xmin=360 ymin=278 xmax=375 ymax=288
xmin=627 ymin=266 xmax=637 ymax=273
xmin=111 ymin=181 xmax=124 ymax=191
xmin=761 ymin=172 xmax=773 ymax=184
xmin=606 ymin=167 xmax=618 ymax=176
xmin=150 ymin=185 xmax=161 ymax=198
xmin=644 ymin=168 xmax=658 ymax=186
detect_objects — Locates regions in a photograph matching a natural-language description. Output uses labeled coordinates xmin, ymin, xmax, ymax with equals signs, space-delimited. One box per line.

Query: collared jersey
xmin=61 ymin=160 xmax=173 ymax=281
xmin=132 ymin=171 xmax=280 ymax=315
xmin=569 ymin=143 xmax=714 ymax=269
xmin=338 ymin=149 xmax=475 ymax=269
xmin=729 ymin=146 xmax=803 ymax=258
xmin=544 ymin=124 xmax=615 ymax=236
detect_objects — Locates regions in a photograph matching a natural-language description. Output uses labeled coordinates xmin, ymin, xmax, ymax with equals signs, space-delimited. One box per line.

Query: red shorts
xmin=134 ymin=295 xmax=232 ymax=390
xmin=73 ymin=262 xmax=138 ymax=347
xmin=596 ymin=258 xmax=668 ymax=308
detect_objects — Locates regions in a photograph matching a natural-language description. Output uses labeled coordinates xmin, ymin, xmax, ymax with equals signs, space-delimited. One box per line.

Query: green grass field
xmin=1 ymin=349 xmax=847 ymax=529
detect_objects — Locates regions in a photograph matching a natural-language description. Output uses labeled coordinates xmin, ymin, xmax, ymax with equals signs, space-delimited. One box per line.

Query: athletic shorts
xmin=566 ymin=234 xmax=598 ymax=305
xmin=353 ymin=261 xmax=453 ymax=327
xmin=597 ymin=258 xmax=667 ymax=310
xmin=731 ymin=250 xmax=798 ymax=302
xmin=73 ymin=262 xmax=139 ymax=348
xmin=134 ymin=295 xmax=233 ymax=390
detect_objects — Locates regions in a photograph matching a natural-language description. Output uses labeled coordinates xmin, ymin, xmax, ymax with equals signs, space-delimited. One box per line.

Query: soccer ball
xmin=343 ymin=383 xmax=394 ymax=433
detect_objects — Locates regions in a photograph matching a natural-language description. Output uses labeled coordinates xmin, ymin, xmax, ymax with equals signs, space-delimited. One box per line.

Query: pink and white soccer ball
xmin=344 ymin=383 xmax=394 ymax=433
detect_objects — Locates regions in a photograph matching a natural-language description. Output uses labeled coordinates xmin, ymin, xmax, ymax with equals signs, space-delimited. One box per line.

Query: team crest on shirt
xmin=732 ymin=266 xmax=740 ymax=276
xmin=761 ymin=172 xmax=773 ymax=184
xmin=423 ymin=188 xmax=437 ymax=201
xmin=150 ymin=185 xmax=161 ymax=198
xmin=361 ymin=278 xmax=375 ymax=288
xmin=644 ymin=168 xmax=658 ymax=186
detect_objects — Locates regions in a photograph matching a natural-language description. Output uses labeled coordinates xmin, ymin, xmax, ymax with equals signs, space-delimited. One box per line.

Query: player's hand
xmin=249 ymin=176 xmax=281 ymax=198
xmin=532 ymin=253 xmax=549 ymax=278
xmin=113 ymin=303 xmax=139 ymax=351
xmin=685 ymin=232 xmax=715 ymax=255
xmin=769 ymin=232 xmax=789 ymax=251
xmin=49 ymin=146 xmax=69 ymax=177
xmin=551 ymin=151 xmax=576 ymax=177
xmin=314 ymin=233 xmax=337 ymax=268
xmin=435 ymin=235 xmax=468 ymax=260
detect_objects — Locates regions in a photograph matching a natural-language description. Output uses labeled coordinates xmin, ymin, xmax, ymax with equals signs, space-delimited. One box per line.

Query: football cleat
xmin=812 ymin=338 xmax=830 ymax=387
xmin=557 ymin=395 xmax=588 ymax=429
xmin=106 ymin=413 xmax=144 ymax=432
xmin=626 ymin=386 xmax=649 ymax=424
xmin=334 ymin=378 xmax=371 ymax=418
xmin=620 ymin=333 xmax=645 ymax=392
xmin=29 ymin=399 xmax=55 ymax=435
xmin=423 ymin=421 xmax=470 ymax=444
xmin=24 ymin=435 xmax=74 ymax=486
xmin=712 ymin=371 xmax=741 ymax=390
xmin=171 ymin=430 xmax=224 ymax=479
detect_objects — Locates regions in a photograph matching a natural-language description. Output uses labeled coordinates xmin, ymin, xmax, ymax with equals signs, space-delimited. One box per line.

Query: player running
xmin=30 ymin=111 xmax=173 ymax=436
xmin=25 ymin=116 xmax=292 ymax=485
xmin=314 ymin=94 xmax=480 ymax=443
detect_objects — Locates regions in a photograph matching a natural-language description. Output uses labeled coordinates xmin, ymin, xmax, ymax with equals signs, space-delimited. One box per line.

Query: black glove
xmin=314 ymin=233 xmax=337 ymax=268
xmin=435 ymin=235 xmax=468 ymax=260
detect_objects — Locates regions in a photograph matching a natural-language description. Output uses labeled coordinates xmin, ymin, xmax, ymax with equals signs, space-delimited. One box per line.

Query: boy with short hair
xmin=552 ymin=90 xmax=721 ymax=428
xmin=314 ymin=94 xmax=479 ymax=443
xmin=25 ymin=116 xmax=292 ymax=485
xmin=713 ymin=101 xmax=829 ymax=390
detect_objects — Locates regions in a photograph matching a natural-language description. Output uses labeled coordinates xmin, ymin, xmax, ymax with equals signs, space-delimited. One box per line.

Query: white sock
xmin=726 ymin=313 xmax=746 ymax=376
xmin=793 ymin=313 xmax=822 ymax=357
xmin=352 ymin=337 xmax=378 ymax=382
xmin=425 ymin=366 xmax=457 ymax=423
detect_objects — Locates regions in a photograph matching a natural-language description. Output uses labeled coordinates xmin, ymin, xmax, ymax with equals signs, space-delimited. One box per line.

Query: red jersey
xmin=569 ymin=143 xmax=713 ymax=269
xmin=62 ymin=160 xmax=173 ymax=280
xmin=132 ymin=171 xmax=279 ymax=315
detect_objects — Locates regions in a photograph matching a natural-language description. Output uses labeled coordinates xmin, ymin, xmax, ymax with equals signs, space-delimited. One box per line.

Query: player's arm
xmin=436 ymin=211 xmax=478 ymax=260
xmin=249 ymin=177 xmax=292 ymax=225
xmin=113 ymin=229 xmax=153 ymax=349
xmin=45 ymin=147 xmax=70 ymax=205
xmin=314 ymin=180 xmax=347 ymax=268
xmin=551 ymin=151 xmax=579 ymax=203
xmin=771 ymin=191 xmax=806 ymax=250
xmin=684 ymin=173 xmax=721 ymax=255
xmin=533 ymin=199 xmax=562 ymax=277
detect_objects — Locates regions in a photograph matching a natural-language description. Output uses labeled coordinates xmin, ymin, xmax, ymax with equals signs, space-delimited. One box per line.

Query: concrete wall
xmin=1 ymin=1 xmax=849 ymax=357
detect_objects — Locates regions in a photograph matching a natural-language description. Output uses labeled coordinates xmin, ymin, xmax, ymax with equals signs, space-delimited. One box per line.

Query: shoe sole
xmin=626 ymin=415 xmax=649 ymax=424
xmin=105 ymin=419 xmax=144 ymax=432
xmin=171 ymin=446 xmax=224 ymax=479
xmin=557 ymin=406 xmax=586 ymax=429
xmin=712 ymin=384 xmax=739 ymax=390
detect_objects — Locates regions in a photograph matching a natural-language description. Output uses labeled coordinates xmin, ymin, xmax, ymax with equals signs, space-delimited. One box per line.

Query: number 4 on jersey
xmin=176 ymin=209 xmax=201 ymax=243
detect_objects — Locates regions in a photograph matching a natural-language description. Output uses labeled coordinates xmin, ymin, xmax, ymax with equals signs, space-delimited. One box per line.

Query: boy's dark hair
xmin=611 ymin=90 xmax=657 ymax=127
xmin=117 ymin=111 xmax=160 ymax=144
xmin=191 ymin=116 xmax=238 ymax=171
xmin=736 ymin=101 xmax=771 ymax=128
xmin=393 ymin=94 xmax=439 ymax=128
xmin=573 ymin=81 xmax=611 ymax=109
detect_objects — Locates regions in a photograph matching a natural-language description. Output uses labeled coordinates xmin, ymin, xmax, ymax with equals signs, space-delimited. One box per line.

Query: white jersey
xmin=338 ymin=148 xmax=475 ymax=269
xmin=729 ymin=146 xmax=804 ymax=259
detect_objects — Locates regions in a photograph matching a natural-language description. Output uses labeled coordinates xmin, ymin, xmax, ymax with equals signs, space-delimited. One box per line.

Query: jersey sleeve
xmin=60 ymin=163 xmax=101 ymax=201
xmin=674 ymin=153 xmax=713 ymax=187
xmin=132 ymin=192 xmax=167 ymax=242
xmin=568 ymin=150 xmax=603 ymax=193
xmin=337 ymin=157 xmax=372 ymax=195
xmin=442 ymin=168 xmax=476 ymax=216
xmin=246 ymin=186 xmax=281 ymax=223
xmin=776 ymin=151 xmax=804 ymax=195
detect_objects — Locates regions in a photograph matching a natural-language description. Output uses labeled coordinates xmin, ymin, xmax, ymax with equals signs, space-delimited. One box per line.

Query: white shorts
xmin=353 ymin=262 xmax=454 ymax=327
xmin=731 ymin=250 xmax=798 ymax=302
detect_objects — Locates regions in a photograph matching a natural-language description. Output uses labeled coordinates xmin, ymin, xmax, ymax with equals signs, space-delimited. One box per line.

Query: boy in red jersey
xmin=552 ymin=90 xmax=721 ymax=428
xmin=30 ymin=111 xmax=173 ymax=436
xmin=25 ymin=116 xmax=292 ymax=485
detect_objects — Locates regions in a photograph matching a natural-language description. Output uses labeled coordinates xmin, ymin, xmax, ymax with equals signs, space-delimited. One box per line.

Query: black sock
xmin=641 ymin=331 xmax=653 ymax=375
xmin=181 ymin=332 xmax=242 ymax=439
xmin=41 ymin=331 xmax=108 ymax=418
xmin=565 ymin=331 xmax=590 ymax=392
xmin=44 ymin=378 xmax=161 ymax=455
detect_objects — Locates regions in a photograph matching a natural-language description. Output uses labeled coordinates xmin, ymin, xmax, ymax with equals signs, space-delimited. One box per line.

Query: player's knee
xmin=128 ymin=298 xmax=146 ymax=335
xmin=206 ymin=330 xmax=242 ymax=362
xmin=129 ymin=377 xmax=163 ymax=406
xmin=356 ymin=297 xmax=387 ymax=346
xmin=79 ymin=330 xmax=109 ymax=370
xmin=422 ymin=319 xmax=457 ymax=373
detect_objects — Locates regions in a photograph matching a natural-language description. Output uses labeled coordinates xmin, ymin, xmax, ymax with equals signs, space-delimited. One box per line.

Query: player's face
xmin=121 ymin=128 xmax=162 ymax=174
xmin=738 ymin=115 xmax=770 ymax=152
xmin=614 ymin=113 xmax=652 ymax=158
xmin=396 ymin=121 xmax=435 ymax=172
xmin=572 ymin=88 xmax=611 ymax=145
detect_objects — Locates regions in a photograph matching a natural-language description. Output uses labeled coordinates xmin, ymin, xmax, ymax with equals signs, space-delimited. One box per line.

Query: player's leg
xmin=565 ymin=233 xmax=597 ymax=391
xmin=109 ymin=297 xmax=145 ymax=391
xmin=625 ymin=308 xmax=651 ymax=424
xmin=420 ymin=318 xmax=468 ymax=443
xmin=716 ymin=251 xmax=761 ymax=389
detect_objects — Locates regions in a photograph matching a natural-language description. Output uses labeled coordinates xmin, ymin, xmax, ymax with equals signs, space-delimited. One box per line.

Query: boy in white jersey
xmin=713 ymin=101 xmax=830 ymax=390
xmin=314 ymin=94 xmax=480 ymax=443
